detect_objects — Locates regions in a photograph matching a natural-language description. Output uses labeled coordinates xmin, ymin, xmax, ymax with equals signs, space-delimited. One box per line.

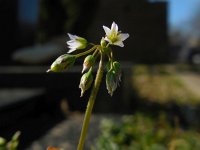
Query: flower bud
xmin=11 ymin=131 xmax=21 ymax=141
xmin=100 ymin=37 xmax=107 ymax=47
xmin=106 ymin=70 xmax=118 ymax=96
xmin=82 ymin=55 xmax=95 ymax=73
xmin=0 ymin=137 xmax=6 ymax=147
xmin=106 ymin=61 xmax=122 ymax=96
xmin=79 ymin=68 xmax=93 ymax=97
xmin=67 ymin=34 xmax=88 ymax=53
xmin=47 ymin=54 xmax=76 ymax=72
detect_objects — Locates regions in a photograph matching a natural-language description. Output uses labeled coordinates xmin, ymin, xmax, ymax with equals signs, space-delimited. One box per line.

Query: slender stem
xmin=75 ymin=46 xmax=97 ymax=58
xmin=77 ymin=54 xmax=104 ymax=150
xmin=89 ymin=43 xmax=95 ymax=46
xmin=106 ymin=43 xmax=110 ymax=48
xmin=92 ymin=49 xmax=99 ymax=57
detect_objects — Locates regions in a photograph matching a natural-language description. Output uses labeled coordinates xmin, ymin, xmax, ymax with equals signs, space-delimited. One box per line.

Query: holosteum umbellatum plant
xmin=47 ymin=22 xmax=129 ymax=150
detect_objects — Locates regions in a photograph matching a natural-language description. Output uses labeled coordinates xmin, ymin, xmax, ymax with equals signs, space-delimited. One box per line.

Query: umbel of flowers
xmin=47 ymin=22 xmax=129 ymax=150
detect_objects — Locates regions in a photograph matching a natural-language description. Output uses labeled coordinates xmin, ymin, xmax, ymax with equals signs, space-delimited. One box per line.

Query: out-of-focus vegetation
xmin=92 ymin=113 xmax=200 ymax=150
xmin=132 ymin=65 xmax=200 ymax=105
xmin=0 ymin=131 xmax=20 ymax=150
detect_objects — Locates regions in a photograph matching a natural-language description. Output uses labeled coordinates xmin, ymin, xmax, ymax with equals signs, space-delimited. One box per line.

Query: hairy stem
xmin=75 ymin=46 xmax=97 ymax=58
xmin=77 ymin=54 xmax=104 ymax=150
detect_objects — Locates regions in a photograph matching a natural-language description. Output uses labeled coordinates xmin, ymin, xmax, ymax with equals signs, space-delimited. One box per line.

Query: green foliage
xmin=92 ymin=114 xmax=200 ymax=150
xmin=0 ymin=131 xmax=20 ymax=150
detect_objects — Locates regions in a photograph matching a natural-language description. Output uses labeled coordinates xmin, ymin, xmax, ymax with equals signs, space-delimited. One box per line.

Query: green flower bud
xmin=106 ymin=70 xmax=118 ymax=96
xmin=8 ymin=141 xmax=19 ymax=150
xmin=79 ymin=68 xmax=93 ymax=97
xmin=11 ymin=131 xmax=21 ymax=141
xmin=47 ymin=54 xmax=76 ymax=72
xmin=0 ymin=137 xmax=6 ymax=147
xmin=82 ymin=55 xmax=95 ymax=73
xmin=100 ymin=37 xmax=107 ymax=47
xmin=106 ymin=61 xmax=121 ymax=96
xmin=67 ymin=34 xmax=88 ymax=53
xmin=7 ymin=131 xmax=20 ymax=150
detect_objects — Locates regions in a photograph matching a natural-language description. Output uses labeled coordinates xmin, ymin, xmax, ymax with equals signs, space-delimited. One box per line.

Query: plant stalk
xmin=75 ymin=46 xmax=97 ymax=58
xmin=77 ymin=54 xmax=104 ymax=150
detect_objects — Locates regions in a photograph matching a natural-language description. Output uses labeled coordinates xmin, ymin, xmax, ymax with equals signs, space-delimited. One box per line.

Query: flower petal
xmin=68 ymin=48 xmax=76 ymax=53
xmin=67 ymin=40 xmax=75 ymax=45
xmin=103 ymin=26 xmax=111 ymax=36
xmin=111 ymin=22 xmax=118 ymax=33
xmin=119 ymin=33 xmax=129 ymax=41
xmin=113 ymin=41 xmax=124 ymax=47
xmin=68 ymin=33 xmax=77 ymax=40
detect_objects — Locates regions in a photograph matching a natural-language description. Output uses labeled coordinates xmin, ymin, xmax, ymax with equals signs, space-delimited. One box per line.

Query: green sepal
xmin=77 ymin=37 xmax=88 ymax=49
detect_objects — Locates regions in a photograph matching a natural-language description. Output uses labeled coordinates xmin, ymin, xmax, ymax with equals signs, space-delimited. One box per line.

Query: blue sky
xmin=169 ymin=0 xmax=200 ymax=28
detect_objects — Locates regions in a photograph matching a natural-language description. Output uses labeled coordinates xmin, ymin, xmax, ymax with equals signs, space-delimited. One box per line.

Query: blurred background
xmin=1 ymin=0 xmax=200 ymax=149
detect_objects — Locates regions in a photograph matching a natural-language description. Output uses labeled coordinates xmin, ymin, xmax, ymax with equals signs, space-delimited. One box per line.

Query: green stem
xmin=75 ymin=46 xmax=97 ymax=58
xmin=77 ymin=54 xmax=104 ymax=150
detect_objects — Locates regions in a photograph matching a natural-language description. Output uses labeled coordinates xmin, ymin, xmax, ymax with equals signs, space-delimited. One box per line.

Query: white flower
xmin=66 ymin=33 xmax=88 ymax=53
xmin=103 ymin=22 xmax=129 ymax=47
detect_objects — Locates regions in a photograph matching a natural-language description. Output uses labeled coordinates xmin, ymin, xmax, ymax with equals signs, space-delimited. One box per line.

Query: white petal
xmin=103 ymin=26 xmax=111 ymax=36
xmin=68 ymin=40 xmax=81 ymax=47
xmin=68 ymin=48 xmax=76 ymax=53
xmin=111 ymin=22 xmax=118 ymax=33
xmin=114 ymin=41 xmax=124 ymax=47
xmin=119 ymin=33 xmax=129 ymax=41
xmin=67 ymin=40 xmax=76 ymax=44
xmin=68 ymin=33 xmax=79 ymax=40
xmin=67 ymin=40 xmax=75 ymax=45
xmin=68 ymin=33 xmax=75 ymax=39
xmin=67 ymin=33 xmax=72 ymax=38
xmin=68 ymin=44 xmax=76 ymax=49
xmin=68 ymin=45 xmax=79 ymax=49
xmin=68 ymin=45 xmax=77 ymax=49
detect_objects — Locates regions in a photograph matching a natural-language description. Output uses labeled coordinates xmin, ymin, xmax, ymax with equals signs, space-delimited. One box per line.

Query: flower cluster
xmin=48 ymin=22 xmax=129 ymax=96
